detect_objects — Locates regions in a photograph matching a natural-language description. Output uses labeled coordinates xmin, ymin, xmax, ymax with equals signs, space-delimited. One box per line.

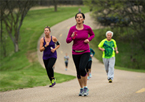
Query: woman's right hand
xmin=71 ymin=32 xmax=77 ymax=38
xmin=71 ymin=32 xmax=75 ymax=37
xmin=45 ymin=41 xmax=49 ymax=47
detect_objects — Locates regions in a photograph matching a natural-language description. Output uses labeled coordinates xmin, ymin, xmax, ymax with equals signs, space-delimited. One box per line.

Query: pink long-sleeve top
xmin=66 ymin=24 xmax=95 ymax=55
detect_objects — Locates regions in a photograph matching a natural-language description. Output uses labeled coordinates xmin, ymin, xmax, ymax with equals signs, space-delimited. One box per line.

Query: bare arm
xmin=40 ymin=38 xmax=45 ymax=52
xmin=115 ymin=47 xmax=119 ymax=54
xmin=39 ymin=37 xmax=50 ymax=52
xmin=51 ymin=36 xmax=60 ymax=53
xmin=98 ymin=47 xmax=105 ymax=52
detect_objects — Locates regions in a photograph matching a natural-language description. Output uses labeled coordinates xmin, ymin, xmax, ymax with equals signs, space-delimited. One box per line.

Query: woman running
xmin=66 ymin=12 xmax=95 ymax=96
xmin=40 ymin=26 xmax=60 ymax=87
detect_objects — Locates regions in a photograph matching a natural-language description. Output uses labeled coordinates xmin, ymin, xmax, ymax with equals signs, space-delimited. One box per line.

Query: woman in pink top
xmin=66 ymin=12 xmax=95 ymax=96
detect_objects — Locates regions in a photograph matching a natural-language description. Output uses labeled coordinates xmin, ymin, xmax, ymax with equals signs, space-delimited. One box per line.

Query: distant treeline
xmin=38 ymin=0 xmax=83 ymax=6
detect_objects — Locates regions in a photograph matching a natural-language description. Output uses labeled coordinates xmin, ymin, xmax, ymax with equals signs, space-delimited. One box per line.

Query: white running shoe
xmin=83 ymin=87 xmax=89 ymax=96
xmin=78 ymin=88 xmax=84 ymax=96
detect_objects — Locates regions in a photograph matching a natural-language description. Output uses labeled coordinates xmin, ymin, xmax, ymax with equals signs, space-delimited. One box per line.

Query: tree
xmin=53 ymin=0 xmax=57 ymax=12
xmin=49 ymin=0 xmax=57 ymax=12
xmin=84 ymin=0 xmax=145 ymax=69
xmin=1 ymin=0 xmax=39 ymax=52
xmin=0 ymin=1 xmax=7 ymax=57
xmin=84 ymin=0 xmax=145 ymax=52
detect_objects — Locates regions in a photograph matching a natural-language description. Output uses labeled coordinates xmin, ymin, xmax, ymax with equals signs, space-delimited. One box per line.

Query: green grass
xmin=115 ymin=66 xmax=145 ymax=73
xmin=0 ymin=6 xmax=89 ymax=92
xmin=90 ymin=28 xmax=145 ymax=72
xmin=0 ymin=63 xmax=76 ymax=91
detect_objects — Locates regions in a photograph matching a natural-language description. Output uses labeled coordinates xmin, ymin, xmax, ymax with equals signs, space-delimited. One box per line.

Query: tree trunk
xmin=14 ymin=42 xmax=19 ymax=52
xmin=0 ymin=11 xmax=7 ymax=57
xmin=53 ymin=0 xmax=57 ymax=12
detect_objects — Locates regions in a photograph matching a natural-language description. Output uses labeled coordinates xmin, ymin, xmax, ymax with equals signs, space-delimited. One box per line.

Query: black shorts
xmin=65 ymin=62 xmax=68 ymax=67
xmin=86 ymin=61 xmax=92 ymax=69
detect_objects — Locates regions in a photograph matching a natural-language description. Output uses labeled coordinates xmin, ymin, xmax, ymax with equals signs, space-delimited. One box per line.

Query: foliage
xmin=84 ymin=0 xmax=145 ymax=69
xmin=0 ymin=0 xmax=39 ymax=52
xmin=84 ymin=0 xmax=145 ymax=52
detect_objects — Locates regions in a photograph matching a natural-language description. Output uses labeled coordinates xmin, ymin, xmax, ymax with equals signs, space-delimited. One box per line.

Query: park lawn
xmin=0 ymin=6 xmax=89 ymax=92
xmin=90 ymin=29 xmax=145 ymax=73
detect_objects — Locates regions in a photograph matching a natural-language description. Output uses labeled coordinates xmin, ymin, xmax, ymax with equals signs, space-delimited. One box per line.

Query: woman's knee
xmin=47 ymin=66 xmax=53 ymax=71
xmin=79 ymin=68 xmax=86 ymax=76
xmin=77 ymin=74 xmax=81 ymax=79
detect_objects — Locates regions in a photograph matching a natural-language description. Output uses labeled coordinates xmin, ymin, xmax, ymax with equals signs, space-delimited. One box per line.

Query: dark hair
xmin=45 ymin=26 xmax=51 ymax=31
xmin=75 ymin=12 xmax=85 ymax=19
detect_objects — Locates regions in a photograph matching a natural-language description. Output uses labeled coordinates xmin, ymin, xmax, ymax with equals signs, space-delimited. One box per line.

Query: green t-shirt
xmin=98 ymin=38 xmax=117 ymax=58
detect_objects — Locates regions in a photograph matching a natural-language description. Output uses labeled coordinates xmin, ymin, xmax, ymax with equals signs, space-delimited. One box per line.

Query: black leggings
xmin=72 ymin=53 xmax=90 ymax=79
xmin=43 ymin=58 xmax=56 ymax=81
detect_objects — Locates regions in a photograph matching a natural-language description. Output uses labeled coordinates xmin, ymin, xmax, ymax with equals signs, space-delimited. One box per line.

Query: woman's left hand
xmin=84 ymin=39 xmax=89 ymax=43
xmin=51 ymin=49 xmax=56 ymax=53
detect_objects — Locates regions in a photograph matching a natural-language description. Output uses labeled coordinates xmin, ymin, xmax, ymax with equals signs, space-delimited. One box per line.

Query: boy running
xmin=64 ymin=53 xmax=69 ymax=71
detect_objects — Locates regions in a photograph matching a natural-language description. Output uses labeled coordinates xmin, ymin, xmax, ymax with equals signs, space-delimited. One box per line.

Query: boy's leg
xmin=88 ymin=61 xmax=92 ymax=78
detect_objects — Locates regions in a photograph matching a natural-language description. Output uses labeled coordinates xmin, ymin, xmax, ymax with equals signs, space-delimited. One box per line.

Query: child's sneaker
xmin=78 ymin=88 xmax=84 ymax=96
xmin=83 ymin=87 xmax=89 ymax=96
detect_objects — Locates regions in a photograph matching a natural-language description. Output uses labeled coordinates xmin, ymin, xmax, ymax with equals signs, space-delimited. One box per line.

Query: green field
xmin=0 ymin=6 xmax=89 ymax=91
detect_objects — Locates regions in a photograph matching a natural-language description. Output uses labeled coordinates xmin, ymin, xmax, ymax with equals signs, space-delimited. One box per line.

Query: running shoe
xmin=83 ymin=87 xmax=89 ymax=96
xmin=49 ymin=83 xmax=53 ymax=87
xmin=78 ymin=88 xmax=84 ymax=96
xmin=65 ymin=68 xmax=67 ymax=71
xmin=52 ymin=78 xmax=56 ymax=86
xmin=89 ymin=73 xmax=92 ymax=78
xmin=108 ymin=78 xmax=112 ymax=83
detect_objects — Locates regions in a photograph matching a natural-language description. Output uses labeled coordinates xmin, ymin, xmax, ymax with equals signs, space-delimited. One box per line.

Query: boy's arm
xmin=92 ymin=49 xmax=95 ymax=55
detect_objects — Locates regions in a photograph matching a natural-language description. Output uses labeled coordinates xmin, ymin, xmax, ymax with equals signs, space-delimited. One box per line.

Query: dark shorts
xmin=65 ymin=62 xmax=68 ymax=67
